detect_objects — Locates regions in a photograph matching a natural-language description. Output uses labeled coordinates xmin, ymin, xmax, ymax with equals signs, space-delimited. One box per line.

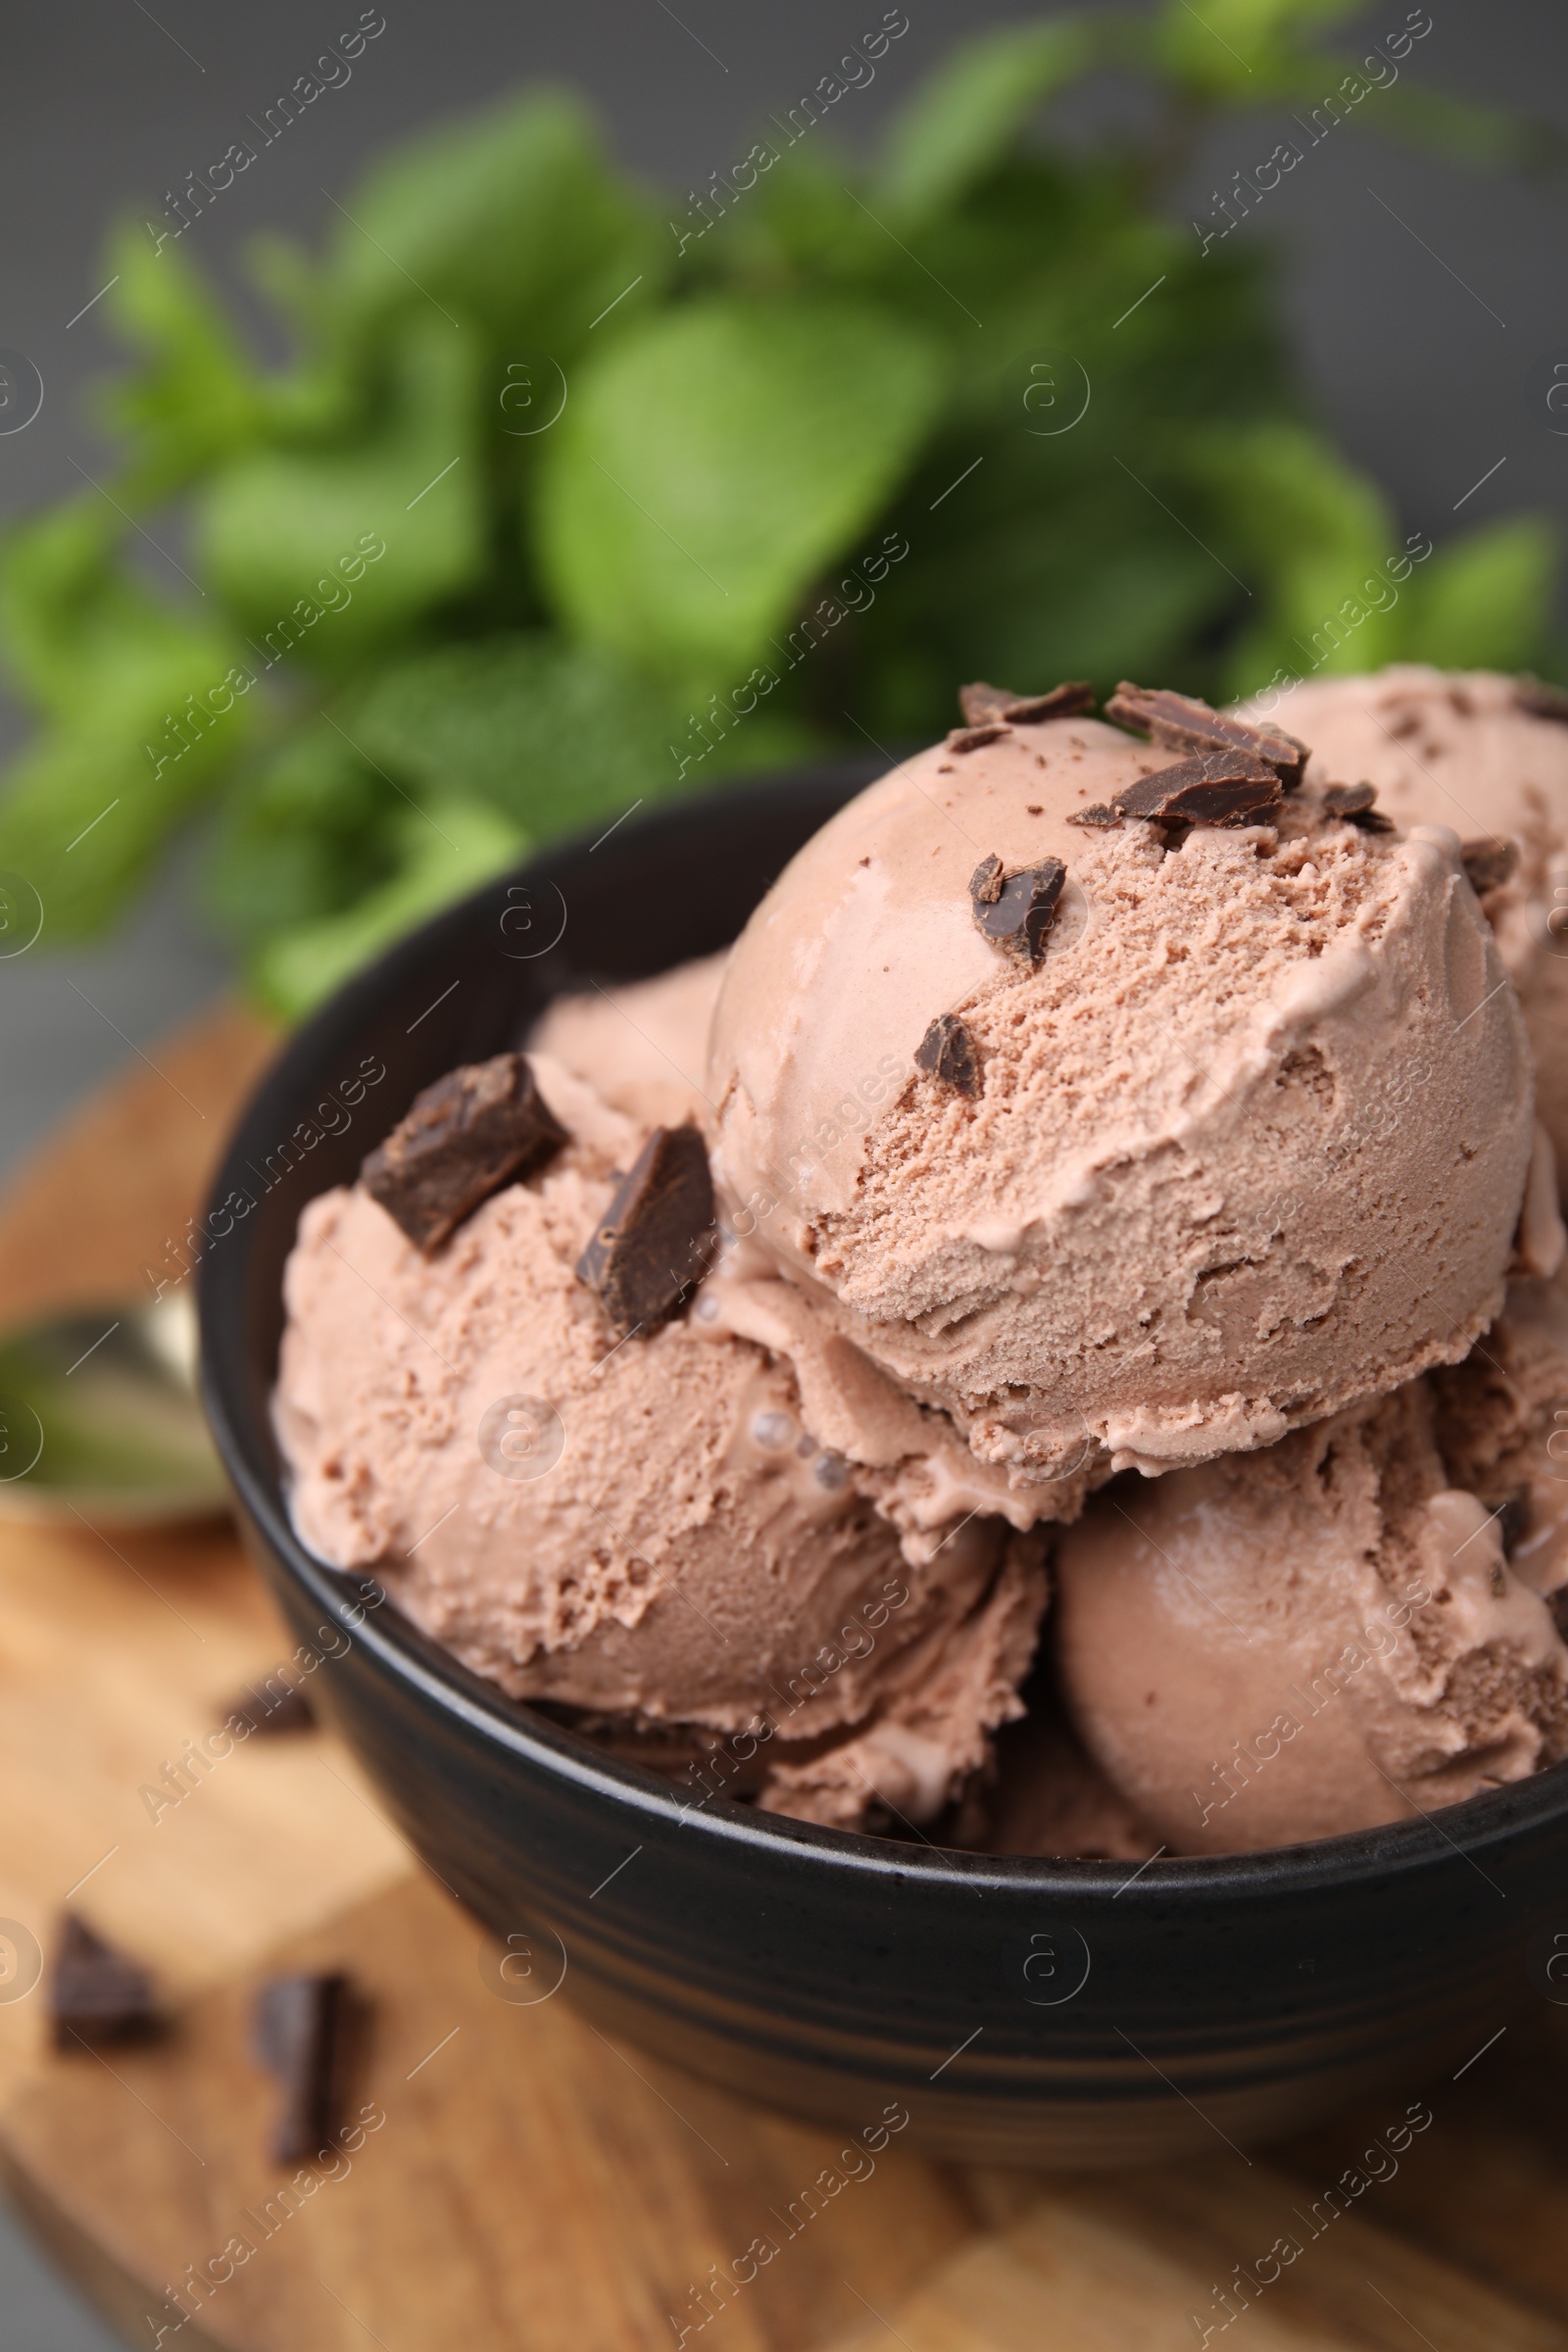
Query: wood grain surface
xmin=3 ymin=1009 xmax=1568 ymax=2351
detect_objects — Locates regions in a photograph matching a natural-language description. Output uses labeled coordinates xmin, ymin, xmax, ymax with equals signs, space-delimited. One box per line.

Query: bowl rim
xmin=199 ymin=763 xmax=1568 ymax=1909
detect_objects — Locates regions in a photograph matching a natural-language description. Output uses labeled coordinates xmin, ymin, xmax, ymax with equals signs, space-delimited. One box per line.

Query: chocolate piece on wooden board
xmin=222 ymin=1680 xmax=318 ymax=1736
xmin=576 ymin=1125 xmax=717 ymax=1338
xmin=1104 ymin=680 xmax=1308 ymax=787
xmin=253 ymin=1972 xmax=352 ymax=2164
xmin=51 ymin=1915 xmax=158 ymax=2051
xmin=362 ymin=1054 xmax=569 ymax=1253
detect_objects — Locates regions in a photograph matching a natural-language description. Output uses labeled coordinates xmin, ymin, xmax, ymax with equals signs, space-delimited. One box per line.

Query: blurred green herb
xmin=1 ymin=1 xmax=1556 ymax=1019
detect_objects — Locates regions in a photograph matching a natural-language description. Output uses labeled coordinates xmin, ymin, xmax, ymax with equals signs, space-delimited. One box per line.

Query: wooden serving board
xmin=4 ymin=1011 xmax=1568 ymax=2351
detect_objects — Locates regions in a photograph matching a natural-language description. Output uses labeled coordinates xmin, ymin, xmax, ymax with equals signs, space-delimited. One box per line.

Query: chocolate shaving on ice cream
xmin=1516 ymin=675 xmax=1568 ymax=725
xmin=576 ymin=1122 xmax=716 ymax=1336
xmin=969 ymin=853 xmax=1004 ymax=905
xmin=947 ymin=722 xmax=1009 ymax=754
xmin=1321 ymin=780 xmax=1396 ymax=833
xmin=1105 ymin=680 xmax=1308 ymax=787
xmin=1461 ymin=837 xmax=1521 ymax=896
xmin=968 ymin=855 xmax=1066 ymax=965
xmin=958 ymin=679 xmax=1096 ymax=726
xmin=1069 ymin=750 xmax=1282 ymax=832
xmin=915 ymin=1013 xmax=981 ymax=1097
xmin=362 ymin=1053 xmax=568 ymax=1252
xmin=51 ymin=1915 xmax=158 ymax=2050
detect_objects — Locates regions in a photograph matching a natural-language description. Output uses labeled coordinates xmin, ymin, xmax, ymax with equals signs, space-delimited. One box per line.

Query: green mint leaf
xmin=1143 ymin=0 xmax=1369 ymax=94
xmin=1406 ymin=516 xmax=1560 ymax=671
xmin=348 ymin=633 xmax=678 ymax=835
xmin=249 ymin=796 xmax=521 ymax=1021
xmin=678 ymin=138 xmax=889 ymax=284
xmin=323 ymin=89 xmax=659 ymax=353
xmin=193 ymin=316 xmax=482 ymax=668
xmin=204 ymin=725 xmax=396 ymax=954
xmin=0 ymin=504 xmax=258 ymax=934
xmin=873 ymin=19 xmax=1099 ymax=226
xmin=97 ymin=220 xmax=270 ymax=502
xmin=536 ymin=295 xmax=945 ymax=687
xmin=1189 ymin=422 xmax=1404 ymax=697
xmin=0 ymin=694 xmax=253 ymax=940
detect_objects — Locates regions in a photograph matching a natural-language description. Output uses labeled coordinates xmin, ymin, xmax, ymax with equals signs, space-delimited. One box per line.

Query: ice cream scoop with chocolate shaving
xmin=710 ymin=690 xmax=1534 ymax=1490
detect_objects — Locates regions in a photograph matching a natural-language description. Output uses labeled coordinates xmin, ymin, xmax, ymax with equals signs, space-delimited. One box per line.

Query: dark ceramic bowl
xmin=200 ymin=763 xmax=1568 ymax=2167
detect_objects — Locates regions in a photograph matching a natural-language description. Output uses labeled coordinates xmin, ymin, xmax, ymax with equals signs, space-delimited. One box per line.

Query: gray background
xmin=1 ymin=1 xmax=1565 ymax=2341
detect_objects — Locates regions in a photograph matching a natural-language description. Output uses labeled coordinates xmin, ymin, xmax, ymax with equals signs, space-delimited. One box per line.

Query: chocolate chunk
xmin=947 ymin=723 xmax=1009 ymax=754
xmin=1321 ymin=780 xmax=1396 ymax=833
xmin=1004 ymin=681 xmax=1096 ymax=724
xmin=959 ymin=679 xmax=1096 ymax=726
xmin=51 ymin=1915 xmax=158 ymax=2051
xmin=1112 ymin=757 xmax=1274 ymax=825
xmin=1104 ymin=681 xmax=1308 ymax=788
xmin=1516 ymin=675 xmax=1568 ymax=724
xmin=1497 ymin=1489 xmax=1533 ymax=1557
xmin=970 ymin=858 xmax=1066 ymax=966
xmin=915 ymin=1013 xmax=981 ymax=1097
xmin=1119 ymin=754 xmax=1282 ymax=827
xmin=1070 ymin=751 xmax=1282 ymax=832
xmin=253 ymin=1972 xmax=350 ymax=2164
xmin=969 ymin=853 xmax=1005 ymax=905
xmin=223 ymin=1679 xmax=317 ymax=1737
xmin=1460 ymin=837 xmax=1520 ymax=896
xmin=362 ymin=1054 xmax=569 ymax=1253
xmin=1068 ymin=803 xmax=1121 ymax=828
xmin=576 ymin=1124 xmax=716 ymax=1338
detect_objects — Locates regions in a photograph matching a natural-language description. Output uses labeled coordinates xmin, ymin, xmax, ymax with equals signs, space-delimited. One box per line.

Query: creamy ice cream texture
xmin=709 ymin=710 xmax=1536 ymax=1487
xmin=1053 ymin=1269 xmax=1568 ymax=1854
xmin=275 ymin=1053 xmax=1048 ymax=1831
xmin=528 ymin=952 xmax=726 ymax=1132
xmin=527 ymin=956 xmax=1087 ymax=1544
xmin=1236 ymin=666 xmax=1568 ymax=1200
xmin=274 ymin=664 xmax=1568 ymax=1859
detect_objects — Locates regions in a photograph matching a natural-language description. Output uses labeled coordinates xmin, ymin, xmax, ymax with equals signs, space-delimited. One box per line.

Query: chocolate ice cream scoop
xmin=1431 ymin=1263 xmax=1568 ymax=1612
xmin=276 ymin=1052 xmax=1048 ymax=1831
xmin=708 ymin=702 xmax=1534 ymax=1491
xmin=528 ymin=951 xmax=727 ymax=1131
xmin=1233 ymin=665 xmax=1568 ymax=1204
xmin=1053 ymin=1356 xmax=1568 ymax=1856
